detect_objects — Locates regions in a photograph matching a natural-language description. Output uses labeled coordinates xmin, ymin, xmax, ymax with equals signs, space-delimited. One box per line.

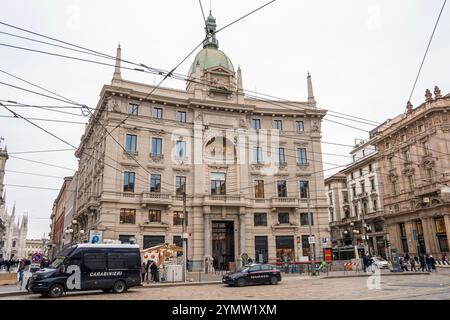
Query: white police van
xmin=27 ymin=244 xmax=141 ymax=298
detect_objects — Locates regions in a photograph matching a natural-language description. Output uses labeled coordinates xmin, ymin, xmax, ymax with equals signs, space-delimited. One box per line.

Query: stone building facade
xmin=326 ymin=138 xmax=386 ymax=259
xmin=371 ymin=87 xmax=450 ymax=257
xmin=25 ymin=239 xmax=45 ymax=258
xmin=73 ymin=12 xmax=330 ymax=271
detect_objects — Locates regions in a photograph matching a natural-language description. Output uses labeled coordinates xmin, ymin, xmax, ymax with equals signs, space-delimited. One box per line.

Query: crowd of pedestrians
xmin=141 ymin=260 xmax=159 ymax=283
xmin=399 ymin=253 xmax=438 ymax=272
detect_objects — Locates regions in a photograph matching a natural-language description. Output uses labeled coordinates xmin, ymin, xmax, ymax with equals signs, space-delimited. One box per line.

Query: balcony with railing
xmin=203 ymin=194 xmax=244 ymax=206
xmin=271 ymin=196 xmax=299 ymax=208
xmin=141 ymin=192 xmax=172 ymax=205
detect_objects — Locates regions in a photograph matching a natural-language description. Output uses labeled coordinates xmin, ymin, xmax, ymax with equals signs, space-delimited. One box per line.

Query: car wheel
xmin=236 ymin=278 xmax=246 ymax=287
xmin=48 ymin=284 xmax=64 ymax=298
xmin=113 ymin=280 xmax=127 ymax=294
xmin=270 ymin=276 xmax=279 ymax=285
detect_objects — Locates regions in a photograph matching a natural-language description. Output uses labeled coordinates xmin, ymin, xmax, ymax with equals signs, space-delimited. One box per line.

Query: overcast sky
xmin=0 ymin=0 xmax=449 ymax=239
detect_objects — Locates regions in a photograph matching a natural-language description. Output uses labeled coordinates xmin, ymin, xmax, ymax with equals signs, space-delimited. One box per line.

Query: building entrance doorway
xmin=212 ymin=221 xmax=235 ymax=270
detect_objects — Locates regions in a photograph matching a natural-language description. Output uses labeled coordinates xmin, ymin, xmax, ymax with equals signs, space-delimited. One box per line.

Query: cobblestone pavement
xmin=2 ymin=271 xmax=449 ymax=300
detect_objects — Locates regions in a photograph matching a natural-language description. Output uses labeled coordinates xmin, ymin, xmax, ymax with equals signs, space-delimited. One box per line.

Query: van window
xmin=84 ymin=253 xmax=107 ymax=270
xmin=107 ymin=252 xmax=140 ymax=269
xmin=65 ymin=257 xmax=81 ymax=267
xmin=124 ymin=253 xmax=140 ymax=269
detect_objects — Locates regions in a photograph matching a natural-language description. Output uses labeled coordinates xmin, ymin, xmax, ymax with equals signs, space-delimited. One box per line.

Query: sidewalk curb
xmin=0 ymin=290 xmax=31 ymax=298
xmin=322 ymin=272 xmax=430 ymax=279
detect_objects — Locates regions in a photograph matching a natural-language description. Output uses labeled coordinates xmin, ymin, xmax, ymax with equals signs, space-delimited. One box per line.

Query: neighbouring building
xmin=62 ymin=172 xmax=78 ymax=248
xmin=371 ymin=87 xmax=450 ymax=258
xmin=73 ymin=12 xmax=330 ymax=271
xmin=48 ymin=176 xmax=73 ymax=259
xmin=327 ymin=138 xmax=387 ymax=260
xmin=0 ymin=142 xmax=29 ymax=260
xmin=25 ymin=239 xmax=45 ymax=258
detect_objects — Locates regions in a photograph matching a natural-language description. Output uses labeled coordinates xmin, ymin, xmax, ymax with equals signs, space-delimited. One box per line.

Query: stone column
xmin=422 ymin=217 xmax=437 ymax=255
xmin=204 ymin=214 xmax=211 ymax=258
xmin=239 ymin=211 xmax=246 ymax=261
xmin=444 ymin=215 xmax=450 ymax=253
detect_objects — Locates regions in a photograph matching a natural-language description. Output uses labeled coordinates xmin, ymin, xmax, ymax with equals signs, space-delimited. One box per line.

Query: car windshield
xmin=236 ymin=267 xmax=249 ymax=273
xmin=48 ymin=246 xmax=77 ymax=268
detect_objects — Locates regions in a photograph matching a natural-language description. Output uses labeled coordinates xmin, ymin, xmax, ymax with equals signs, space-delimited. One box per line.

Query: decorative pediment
xmin=146 ymin=164 xmax=165 ymax=172
xmin=149 ymin=129 xmax=165 ymax=137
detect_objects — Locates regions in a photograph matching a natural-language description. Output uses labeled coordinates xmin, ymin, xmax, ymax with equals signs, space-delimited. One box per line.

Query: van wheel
xmin=48 ymin=284 xmax=64 ymax=298
xmin=113 ymin=281 xmax=127 ymax=294
xmin=270 ymin=276 xmax=279 ymax=285
xmin=236 ymin=278 xmax=246 ymax=287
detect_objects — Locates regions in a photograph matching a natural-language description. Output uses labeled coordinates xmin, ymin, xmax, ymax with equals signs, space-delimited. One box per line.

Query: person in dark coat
xmin=150 ymin=261 xmax=158 ymax=282
xmin=409 ymin=256 xmax=417 ymax=272
xmin=429 ymin=255 xmax=437 ymax=272
xmin=425 ymin=254 xmax=432 ymax=272
xmin=141 ymin=262 xmax=147 ymax=282
xmin=419 ymin=254 xmax=426 ymax=272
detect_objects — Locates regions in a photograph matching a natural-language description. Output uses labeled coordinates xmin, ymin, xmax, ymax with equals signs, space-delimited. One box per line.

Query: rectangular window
xmin=370 ymin=179 xmax=375 ymax=191
xmin=408 ymin=175 xmax=415 ymax=191
xmin=359 ymin=168 xmax=363 ymax=177
xmin=177 ymin=111 xmax=186 ymax=123
xmin=151 ymin=138 xmax=162 ymax=156
xmin=252 ymin=146 xmax=263 ymax=163
xmin=273 ymin=119 xmax=283 ymax=130
xmin=373 ymin=199 xmax=377 ymax=211
xmin=125 ymin=134 xmax=137 ymax=153
xmin=403 ymin=150 xmax=410 ymax=162
xmin=351 ymin=172 xmax=354 ymax=180
xmin=175 ymin=176 xmax=186 ymax=195
xmin=173 ymin=211 xmax=188 ymax=226
xmin=277 ymin=180 xmax=287 ymax=197
xmin=84 ymin=253 xmax=107 ymax=270
xmin=297 ymin=148 xmax=308 ymax=165
xmin=299 ymin=180 xmax=309 ymax=199
xmin=422 ymin=141 xmax=430 ymax=156
xmin=153 ymin=107 xmax=163 ymax=119
xmin=426 ymin=168 xmax=434 ymax=182
xmin=435 ymin=217 xmax=446 ymax=234
xmin=118 ymin=235 xmax=134 ymax=244
xmin=251 ymin=119 xmax=261 ymax=129
xmin=399 ymin=223 xmax=408 ymax=253
xmin=369 ymin=164 xmax=373 ymax=172
xmin=175 ymin=140 xmax=186 ymax=159
xmin=354 ymin=205 xmax=358 ymax=216
xmin=278 ymin=212 xmax=290 ymax=224
xmin=255 ymin=236 xmax=268 ymax=263
xmin=301 ymin=235 xmax=310 ymax=257
xmin=300 ymin=212 xmax=313 ymax=226
xmin=123 ymin=171 xmax=135 ymax=192
xmin=276 ymin=148 xmax=286 ymax=164
xmin=342 ymin=191 xmax=349 ymax=203
xmin=295 ymin=120 xmax=304 ymax=132
xmin=150 ymin=174 xmax=161 ymax=193
xmin=148 ymin=209 xmax=161 ymax=223
xmin=120 ymin=209 xmax=136 ymax=224
xmin=254 ymin=213 xmax=267 ymax=226
xmin=392 ymin=182 xmax=398 ymax=196
xmin=360 ymin=181 xmax=365 ymax=193
xmin=143 ymin=235 xmax=165 ymax=249
xmin=128 ymin=103 xmax=138 ymax=116
xmin=211 ymin=172 xmax=226 ymax=195
xmin=276 ymin=236 xmax=294 ymax=262
xmin=254 ymin=180 xmax=265 ymax=198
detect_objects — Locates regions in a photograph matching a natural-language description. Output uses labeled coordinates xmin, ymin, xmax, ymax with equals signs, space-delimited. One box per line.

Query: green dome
xmin=188 ymin=47 xmax=235 ymax=76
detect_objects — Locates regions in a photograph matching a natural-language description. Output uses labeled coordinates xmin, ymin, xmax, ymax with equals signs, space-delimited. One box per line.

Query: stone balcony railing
xmin=141 ymin=192 xmax=172 ymax=205
xmin=203 ymin=195 xmax=244 ymax=206
xmin=271 ymin=196 xmax=299 ymax=207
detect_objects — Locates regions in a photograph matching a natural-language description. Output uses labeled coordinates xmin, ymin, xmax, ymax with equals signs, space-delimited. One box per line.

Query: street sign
xmin=32 ymin=253 xmax=43 ymax=264
xmin=89 ymin=230 xmax=103 ymax=244
xmin=308 ymin=236 xmax=316 ymax=244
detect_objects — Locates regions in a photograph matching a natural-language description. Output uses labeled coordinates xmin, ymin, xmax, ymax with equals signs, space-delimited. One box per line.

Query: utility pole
xmin=182 ymin=191 xmax=187 ymax=282
xmin=361 ymin=199 xmax=370 ymax=256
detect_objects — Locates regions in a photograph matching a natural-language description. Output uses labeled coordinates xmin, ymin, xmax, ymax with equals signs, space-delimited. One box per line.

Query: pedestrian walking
xmin=419 ymin=254 xmax=426 ymax=272
xmin=150 ymin=261 xmax=158 ymax=282
xmin=399 ymin=255 xmax=408 ymax=272
xmin=429 ymin=255 xmax=437 ymax=272
xmin=409 ymin=256 xmax=417 ymax=272
xmin=18 ymin=260 xmax=26 ymax=289
xmin=146 ymin=260 xmax=152 ymax=284
xmin=363 ymin=253 xmax=369 ymax=272
xmin=141 ymin=262 xmax=147 ymax=282
xmin=425 ymin=254 xmax=432 ymax=272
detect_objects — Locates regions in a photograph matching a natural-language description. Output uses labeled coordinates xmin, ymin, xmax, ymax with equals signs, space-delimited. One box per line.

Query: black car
xmin=28 ymin=244 xmax=141 ymax=298
xmin=222 ymin=263 xmax=281 ymax=287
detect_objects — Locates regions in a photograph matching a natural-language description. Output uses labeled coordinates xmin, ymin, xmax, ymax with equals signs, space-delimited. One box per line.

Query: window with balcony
xmin=148 ymin=209 xmax=161 ymax=223
xmin=150 ymin=174 xmax=161 ymax=193
xmin=275 ymin=148 xmax=286 ymax=165
xmin=273 ymin=119 xmax=283 ymax=130
xmin=252 ymin=146 xmax=263 ymax=164
xmin=177 ymin=111 xmax=186 ymax=123
xmin=175 ymin=140 xmax=186 ymax=159
xmin=128 ymin=103 xmax=138 ymax=116
xmin=277 ymin=180 xmax=287 ymax=197
xmin=254 ymin=213 xmax=267 ymax=226
xmin=278 ymin=212 xmax=289 ymax=224
xmin=300 ymin=212 xmax=313 ymax=226
xmin=151 ymin=138 xmax=162 ymax=156
xmin=175 ymin=176 xmax=186 ymax=195
xmin=123 ymin=171 xmax=135 ymax=192
xmin=211 ymin=172 xmax=226 ymax=195
xmin=372 ymin=199 xmax=378 ymax=211
xmin=297 ymin=148 xmax=308 ymax=165
xmin=153 ymin=107 xmax=163 ymax=119
xmin=120 ymin=209 xmax=136 ymax=224
xmin=295 ymin=120 xmax=304 ymax=132
xmin=125 ymin=134 xmax=137 ymax=154
xmin=299 ymin=180 xmax=309 ymax=199
xmin=254 ymin=180 xmax=265 ymax=198
xmin=251 ymin=119 xmax=261 ymax=129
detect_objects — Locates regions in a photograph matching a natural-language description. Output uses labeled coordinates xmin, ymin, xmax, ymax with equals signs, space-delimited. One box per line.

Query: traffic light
xmin=384 ymin=239 xmax=390 ymax=247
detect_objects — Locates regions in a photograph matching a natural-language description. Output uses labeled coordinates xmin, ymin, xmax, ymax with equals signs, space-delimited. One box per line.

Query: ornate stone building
xmin=326 ymin=138 xmax=386 ymax=260
xmin=73 ymin=12 xmax=329 ymax=270
xmin=371 ymin=87 xmax=450 ymax=257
